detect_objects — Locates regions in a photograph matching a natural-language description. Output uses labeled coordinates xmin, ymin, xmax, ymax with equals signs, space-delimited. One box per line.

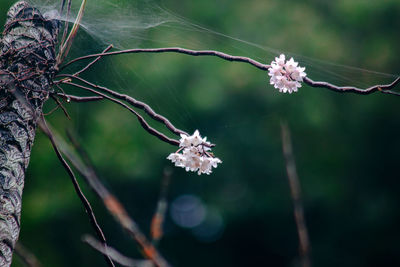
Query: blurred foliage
xmin=1 ymin=0 xmax=400 ymax=266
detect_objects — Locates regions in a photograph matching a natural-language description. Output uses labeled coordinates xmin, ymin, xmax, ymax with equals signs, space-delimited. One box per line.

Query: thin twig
xmin=59 ymin=0 xmax=72 ymax=54
xmin=380 ymin=89 xmax=400 ymax=96
xmin=56 ymin=92 xmax=104 ymax=102
xmin=280 ymin=121 xmax=311 ymax=267
xmin=60 ymin=47 xmax=270 ymax=71
xmin=74 ymin=44 xmax=114 ymax=76
xmin=151 ymin=168 xmax=172 ymax=245
xmin=60 ymin=0 xmax=66 ymax=14
xmin=83 ymin=235 xmax=153 ymax=267
xmin=57 ymin=0 xmax=87 ymax=64
xmin=14 ymin=243 xmax=41 ymax=267
xmin=43 ymin=102 xmax=61 ymax=116
xmin=60 ymin=47 xmax=400 ymax=95
xmin=38 ymin=117 xmax=115 ymax=267
xmin=303 ymin=76 xmax=400 ymax=95
xmin=58 ymin=74 xmax=187 ymax=137
xmin=66 ymin=133 xmax=170 ymax=267
xmin=50 ymin=94 xmax=71 ymax=119
xmin=61 ymin=80 xmax=180 ymax=146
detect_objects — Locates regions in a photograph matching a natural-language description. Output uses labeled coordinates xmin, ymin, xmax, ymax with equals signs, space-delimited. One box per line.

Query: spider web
xmin=24 ymin=0 xmax=400 ymax=142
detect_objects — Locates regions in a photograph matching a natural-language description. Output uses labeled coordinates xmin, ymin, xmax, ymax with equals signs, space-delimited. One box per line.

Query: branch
xmin=82 ymin=235 xmax=153 ymax=267
xmin=151 ymin=168 xmax=172 ymax=245
xmin=58 ymin=74 xmax=187 ymax=137
xmin=73 ymin=44 xmax=114 ymax=76
xmin=65 ymin=133 xmax=170 ymax=267
xmin=60 ymin=47 xmax=270 ymax=71
xmin=380 ymin=89 xmax=400 ymax=96
xmin=38 ymin=117 xmax=115 ymax=267
xmin=57 ymin=0 xmax=87 ymax=64
xmin=56 ymin=92 xmax=104 ymax=102
xmin=303 ymin=76 xmax=400 ymax=95
xmin=49 ymin=94 xmax=71 ymax=119
xmin=59 ymin=0 xmax=72 ymax=55
xmin=60 ymin=47 xmax=400 ymax=95
xmin=59 ymin=79 xmax=180 ymax=146
xmin=280 ymin=121 xmax=311 ymax=267
xmin=14 ymin=243 xmax=41 ymax=267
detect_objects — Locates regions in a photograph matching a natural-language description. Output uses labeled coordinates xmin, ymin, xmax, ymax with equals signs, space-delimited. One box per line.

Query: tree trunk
xmin=0 ymin=1 xmax=58 ymax=265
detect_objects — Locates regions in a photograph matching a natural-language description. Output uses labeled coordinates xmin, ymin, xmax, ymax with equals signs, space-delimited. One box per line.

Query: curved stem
xmin=56 ymin=93 xmax=104 ymax=102
xmin=61 ymin=47 xmax=400 ymax=95
xmin=303 ymin=76 xmax=400 ymax=95
xmin=73 ymin=45 xmax=114 ymax=76
xmin=39 ymin=117 xmax=115 ymax=267
xmin=57 ymin=0 xmax=87 ymax=64
xmin=58 ymin=74 xmax=188 ymax=137
xmin=60 ymin=47 xmax=270 ymax=71
xmin=62 ymin=80 xmax=180 ymax=146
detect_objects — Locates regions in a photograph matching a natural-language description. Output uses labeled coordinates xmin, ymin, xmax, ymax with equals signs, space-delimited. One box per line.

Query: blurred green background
xmin=1 ymin=0 xmax=400 ymax=266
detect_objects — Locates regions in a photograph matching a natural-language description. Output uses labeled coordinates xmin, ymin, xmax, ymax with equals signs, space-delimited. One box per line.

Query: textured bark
xmin=0 ymin=1 xmax=58 ymax=266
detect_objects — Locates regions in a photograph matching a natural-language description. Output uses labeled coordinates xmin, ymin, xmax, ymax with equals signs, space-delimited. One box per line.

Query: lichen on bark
xmin=0 ymin=1 xmax=59 ymax=265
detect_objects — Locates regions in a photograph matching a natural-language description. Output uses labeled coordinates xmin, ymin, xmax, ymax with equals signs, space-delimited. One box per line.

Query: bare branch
xmin=280 ymin=121 xmax=311 ymax=267
xmin=60 ymin=79 xmax=180 ymax=146
xmin=60 ymin=0 xmax=66 ymax=14
xmin=303 ymin=76 xmax=400 ymax=95
xmin=49 ymin=95 xmax=71 ymax=119
xmin=380 ymin=89 xmax=400 ymax=96
xmin=43 ymin=101 xmax=62 ymax=117
xmin=151 ymin=168 xmax=172 ymax=245
xmin=83 ymin=235 xmax=153 ymax=267
xmin=58 ymin=74 xmax=188 ymax=137
xmin=60 ymin=47 xmax=400 ymax=95
xmin=56 ymin=93 xmax=104 ymax=102
xmin=14 ymin=243 xmax=41 ymax=267
xmin=61 ymin=47 xmax=270 ymax=72
xmin=57 ymin=0 xmax=87 ymax=64
xmin=59 ymin=0 xmax=72 ymax=55
xmin=38 ymin=117 xmax=115 ymax=267
xmin=73 ymin=44 xmax=114 ymax=76
xmin=65 ymin=133 xmax=170 ymax=267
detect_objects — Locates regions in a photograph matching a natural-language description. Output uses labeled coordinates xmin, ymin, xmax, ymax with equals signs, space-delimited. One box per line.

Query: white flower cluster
xmin=167 ymin=130 xmax=222 ymax=175
xmin=268 ymin=54 xmax=306 ymax=93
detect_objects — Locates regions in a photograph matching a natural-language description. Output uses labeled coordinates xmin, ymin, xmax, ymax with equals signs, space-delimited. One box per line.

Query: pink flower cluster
xmin=268 ymin=54 xmax=306 ymax=93
xmin=167 ymin=130 xmax=222 ymax=175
